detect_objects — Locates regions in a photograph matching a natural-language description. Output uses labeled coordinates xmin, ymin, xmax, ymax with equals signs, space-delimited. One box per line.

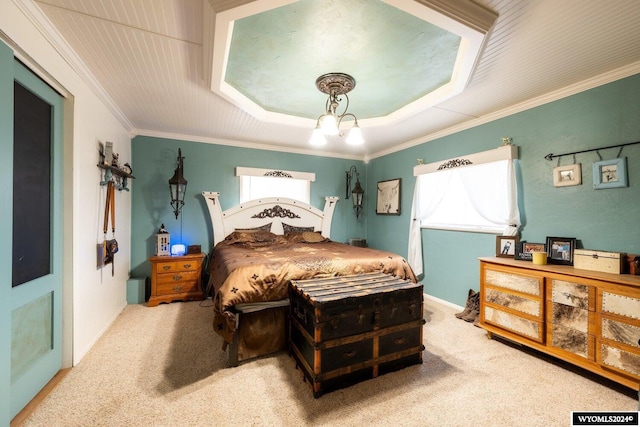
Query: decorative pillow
xmin=234 ymin=222 xmax=272 ymax=232
xmin=302 ymin=231 xmax=327 ymax=243
xmin=282 ymin=223 xmax=315 ymax=234
xmin=284 ymin=231 xmax=328 ymax=243
xmin=224 ymin=230 xmax=278 ymax=246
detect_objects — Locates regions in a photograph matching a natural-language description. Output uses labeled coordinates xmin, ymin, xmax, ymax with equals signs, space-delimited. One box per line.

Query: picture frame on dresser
xmin=514 ymin=241 xmax=546 ymax=261
xmin=546 ymin=236 xmax=576 ymax=265
xmin=496 ymin=236 xmax=519 ymax=258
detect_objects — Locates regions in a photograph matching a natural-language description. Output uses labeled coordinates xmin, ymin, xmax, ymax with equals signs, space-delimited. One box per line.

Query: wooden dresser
xmin=289 ymin=272 xmax=425 ymax=397
xmin=479 ymin=257 xmax=640 ymax=390
xmin=148 ymin=253 xmax=205 ymax=307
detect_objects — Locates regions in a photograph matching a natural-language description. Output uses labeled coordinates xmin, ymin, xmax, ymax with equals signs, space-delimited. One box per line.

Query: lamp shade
xmin=345 ymin=122 xmax=364 ymax=145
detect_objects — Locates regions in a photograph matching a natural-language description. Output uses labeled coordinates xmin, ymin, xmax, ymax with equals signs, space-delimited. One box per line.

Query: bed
xmin=201 ymin=192 xmax=418 ymax=366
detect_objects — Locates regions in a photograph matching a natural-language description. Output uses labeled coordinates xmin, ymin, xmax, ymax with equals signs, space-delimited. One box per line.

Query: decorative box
xmin=574 ymin=249 xmax=625 ymax=274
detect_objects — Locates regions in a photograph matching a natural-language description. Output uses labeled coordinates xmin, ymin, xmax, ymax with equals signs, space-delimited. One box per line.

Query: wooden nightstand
xmin=148 ymin=253 xmax=205 ymax=307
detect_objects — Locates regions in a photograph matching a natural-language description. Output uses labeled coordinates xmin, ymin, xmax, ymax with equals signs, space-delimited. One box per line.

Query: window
xmin=237 ymin=167 xmax=315 ymax=203
xmin=408 ymin=145 xmax=520 ymax=275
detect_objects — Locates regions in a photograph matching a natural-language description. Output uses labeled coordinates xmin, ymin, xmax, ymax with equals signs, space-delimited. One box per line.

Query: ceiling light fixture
xmin=310 ymin=73 xmax=364 ymax=147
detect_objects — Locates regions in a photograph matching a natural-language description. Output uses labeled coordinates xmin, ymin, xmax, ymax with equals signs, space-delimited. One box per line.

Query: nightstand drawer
xmin=156 ymin=280 xmax=199 ymax=296
xmin=155 ymin=260 xmax=200 ymax=273
xmin=156 ymin=270 xmax=200 ymax=285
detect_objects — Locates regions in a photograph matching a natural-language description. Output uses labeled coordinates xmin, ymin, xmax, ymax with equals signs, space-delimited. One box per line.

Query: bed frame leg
xmin=227 ymin=312 xmax=240 ymax=367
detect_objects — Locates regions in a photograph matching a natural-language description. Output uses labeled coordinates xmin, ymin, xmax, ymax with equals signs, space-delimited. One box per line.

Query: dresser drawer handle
xmin=638 ymin=338 xmax=640 ymax=346
xmin=393 ymin=337 xmax=407 ymax=345
xmin=162 ymin=265 xmax=171 ymax=270
xmin=343 ymin=350 xmax=357 ymax=358
xmin=183 ymin=263 xmax=192 ymax=269
xmin=173 ymin=286 xmax=183 ymax=292
xmin=172 ymin=274 xmax=182 ymax=281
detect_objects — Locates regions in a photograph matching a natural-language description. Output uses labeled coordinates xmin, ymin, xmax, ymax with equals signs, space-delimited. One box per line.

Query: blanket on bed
xmin=208 ymin=230 xmax=418 ymax=342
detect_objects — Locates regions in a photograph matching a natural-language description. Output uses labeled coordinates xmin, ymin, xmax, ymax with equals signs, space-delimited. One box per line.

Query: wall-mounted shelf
xmin=97 ymin=163 xmax=135 ymax=191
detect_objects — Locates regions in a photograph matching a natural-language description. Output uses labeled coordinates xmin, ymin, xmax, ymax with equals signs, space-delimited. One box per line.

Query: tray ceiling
xmin=26 ymin=0 xmax=640 ymax=159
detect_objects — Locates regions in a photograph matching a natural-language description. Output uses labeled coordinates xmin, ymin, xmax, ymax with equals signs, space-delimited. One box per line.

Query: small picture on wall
xmin=496 ymin=236 xmax=519 ymax=258
xmin=593 ymin=157 xmax=628 ymax=189
xmin=553 ymin=163 xmax=582 ymax=187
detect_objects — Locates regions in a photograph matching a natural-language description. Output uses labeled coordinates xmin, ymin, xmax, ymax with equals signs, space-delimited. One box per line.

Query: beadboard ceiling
xmin=29 ymin=0 xmax=640 ymax=159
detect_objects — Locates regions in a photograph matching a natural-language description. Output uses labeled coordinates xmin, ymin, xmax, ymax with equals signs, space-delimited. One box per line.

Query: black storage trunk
xmin=289 ymin=272 xmax=425 ymax=397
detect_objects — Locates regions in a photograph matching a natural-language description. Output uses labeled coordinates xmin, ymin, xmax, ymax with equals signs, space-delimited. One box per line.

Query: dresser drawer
xmin=484 ymin=287 xmax=542 ymax=319
xmin=597 ymin=340 xmax=640 ymax=380
xmin=484 ymin=268 xmax=542 ymax=297
xmin=156 ymin=280 xmax=199 ymax=296
xmin=600 ymin=289 xmax=640 ymax=320
xmin=600 ymin=317 xmax=640 ymax=349
xmin=156 ymin=269 xmax=200 ymax=285
xmin=483 ymin=306 xmax=543 ymax=342
xmin=155 ymin=259 xmax=200 ymax=273
xmin=550 ymin=279 xmax=593 ymax=310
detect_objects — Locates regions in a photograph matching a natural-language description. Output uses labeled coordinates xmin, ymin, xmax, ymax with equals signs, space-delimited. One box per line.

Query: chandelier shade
xmin=310 ymin=73 xmax=364 ymax=146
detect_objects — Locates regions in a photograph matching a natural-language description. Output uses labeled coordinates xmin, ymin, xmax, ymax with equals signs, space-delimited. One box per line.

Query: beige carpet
xmin=24 ymin=297 xmax=637 ymax=426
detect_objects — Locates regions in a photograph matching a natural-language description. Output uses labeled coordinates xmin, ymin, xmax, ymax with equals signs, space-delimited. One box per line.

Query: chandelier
xmin=309 ymin=73 xmax=364 ymax=146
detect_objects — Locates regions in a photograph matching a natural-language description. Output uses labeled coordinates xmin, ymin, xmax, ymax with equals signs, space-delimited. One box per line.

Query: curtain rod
xmin=544 ymin=140 xmax=640 ymax=161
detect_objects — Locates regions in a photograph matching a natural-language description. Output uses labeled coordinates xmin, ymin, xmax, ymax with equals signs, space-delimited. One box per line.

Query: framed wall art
xmin=553 ymin=163 xmax=582 ymax=187
xmin=546 ymin=236 xmax=576 ymax=265
xmin=593 ymin=157 xmax=628 ymax=189
xmin=496 ymin=236 xmax=519 ymax=258
xmin=376 ymin=178 xmax=401 ymax=215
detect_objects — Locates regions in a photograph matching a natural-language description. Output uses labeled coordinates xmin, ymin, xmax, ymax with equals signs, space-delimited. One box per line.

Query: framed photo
xmin=593 ymin=157 xmax=628 ymax=189
xmin=553 ymin=163 xmax=582 ymax=187
xmin=514 ymin=241 xmax=546 ymax=261
xmin=376 ymin=178 xmax=401 ymax=215
xmin=496 ymin=236 xmax=519 ymax=258
xmin=546 ymin=236 xmax=576 ymax=265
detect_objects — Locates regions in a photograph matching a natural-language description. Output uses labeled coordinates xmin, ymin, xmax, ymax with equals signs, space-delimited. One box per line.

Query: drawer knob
xmin=162 ymin=265 xmax=171 ymax=270
xmin=173 ymin=286 xmax=183 ymax=292
xmin=394 ymin=337 xmax=407 ymax=345
xmin=343 ymin=350 xmax=357 ymax=358
xmin=172 ymin=274 xmax=182 ymax=281
xmin=183 ymin=263 xmax=192 ymax=269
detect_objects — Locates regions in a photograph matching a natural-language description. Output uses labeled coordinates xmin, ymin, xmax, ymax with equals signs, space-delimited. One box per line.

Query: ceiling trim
xmin=367 ymin=60 xmax=640 ymax=161
xmin=16 ymin=0 xmax=134 ymax=132
xmin=133 ymin=128 xmax=365 ymax=161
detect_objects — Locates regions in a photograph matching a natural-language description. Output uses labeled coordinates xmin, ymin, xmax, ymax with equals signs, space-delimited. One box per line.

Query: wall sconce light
xmin=345 ymin=165 xmax=364 ymax=219
xmin=168 ymin=148 xmax=187 ymax=219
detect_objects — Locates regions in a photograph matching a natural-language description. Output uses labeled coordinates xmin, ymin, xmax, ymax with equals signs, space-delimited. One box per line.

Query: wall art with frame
xmin=593 ymin=157 xmax=628 ymax=189
xmin=553 ymin=163 xmax=582 ymax=187
xmin=376 ymin=178 xmax=401 ymax=215
xmin=546 ymin=236 xmax=576 ymax=265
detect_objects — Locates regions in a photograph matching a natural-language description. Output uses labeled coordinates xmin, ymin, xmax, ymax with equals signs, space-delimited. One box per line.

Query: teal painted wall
xmin=130 ymin=137 xmax=366 ymax=278
xmin=130 ymin=74 xmax=640 ymax=308
xmin=368 ymin=73 xmax=640 ymax=306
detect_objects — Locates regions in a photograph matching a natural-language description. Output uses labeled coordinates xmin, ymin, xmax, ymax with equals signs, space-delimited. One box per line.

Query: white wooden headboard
xmin=201 ymin=192 xmax=340 ymax=247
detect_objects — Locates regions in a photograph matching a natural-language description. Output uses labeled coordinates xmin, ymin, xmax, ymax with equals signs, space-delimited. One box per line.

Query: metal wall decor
xmin=437 ymin=159 xmax=473 ymax=170
xmin=251 ymin=205 xmax=300 ymax=219
xmin=263 ymin=170 xmax=293 ymax=178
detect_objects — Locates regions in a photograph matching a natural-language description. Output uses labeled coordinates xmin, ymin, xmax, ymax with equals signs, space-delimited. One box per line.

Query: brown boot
xmin=461 ymin=293 xmax=480 ymax=322
xmin=455 ymin=289 xmax=478 ymax=319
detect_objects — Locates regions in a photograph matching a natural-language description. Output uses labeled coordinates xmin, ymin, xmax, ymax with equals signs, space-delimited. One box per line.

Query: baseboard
xmin=424 ymin=292 xmax=464 ymax=311
xmin=10 ymin=368 xmax=71 ymax=427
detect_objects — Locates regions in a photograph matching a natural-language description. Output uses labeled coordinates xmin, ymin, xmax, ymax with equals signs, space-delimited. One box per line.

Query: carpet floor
xmin=24 ymin=297 xmax=638 ymax=426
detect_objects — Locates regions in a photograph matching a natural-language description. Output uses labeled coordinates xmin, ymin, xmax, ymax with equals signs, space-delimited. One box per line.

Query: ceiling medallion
xmin=315 ymin=73 xmax=356 ymax=96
